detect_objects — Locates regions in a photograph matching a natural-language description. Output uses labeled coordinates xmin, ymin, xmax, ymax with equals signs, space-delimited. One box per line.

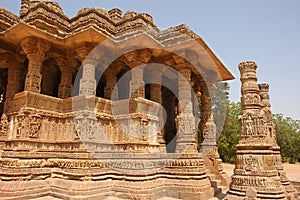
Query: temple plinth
xmin=6 ymin=1 xmax=299 ymax=199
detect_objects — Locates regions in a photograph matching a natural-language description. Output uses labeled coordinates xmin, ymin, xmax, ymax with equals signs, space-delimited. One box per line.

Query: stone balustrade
xmin=2 ymin=91 xmax=161 ymax=153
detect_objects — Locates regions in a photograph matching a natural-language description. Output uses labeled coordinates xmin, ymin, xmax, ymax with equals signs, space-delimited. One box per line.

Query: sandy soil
xmin=222 ymin=162 xmax=300 ymax=182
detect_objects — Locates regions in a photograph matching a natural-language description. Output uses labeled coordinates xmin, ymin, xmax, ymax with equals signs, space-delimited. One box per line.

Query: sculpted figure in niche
xmin=87 ymin=120 xmax=96 ymax=139
xmin=16 ymin=114 xmax=26 ymax=138
xmin=245 ymin=115 xmax=254 ymax=137
xmin=140 ymin=118 xmax=148 ymax=141
xmin=29 ymin=114 xmax=41 ymax=138
xmin=0 ymin=114 xmax=9 ymax=136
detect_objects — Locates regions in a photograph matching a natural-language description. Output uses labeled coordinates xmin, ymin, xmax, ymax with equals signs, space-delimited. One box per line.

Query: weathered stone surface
xmin=226 ymin=61 xmax=298 ymax=200
xmin=0 ymin=0 xmax=237 ymax=199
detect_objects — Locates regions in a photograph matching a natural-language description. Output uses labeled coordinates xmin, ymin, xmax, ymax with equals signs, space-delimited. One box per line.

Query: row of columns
xmin=3 ymin=36 xmax=216 ymax=155
xmin=4 ymin=37 xmax=76 ymax=101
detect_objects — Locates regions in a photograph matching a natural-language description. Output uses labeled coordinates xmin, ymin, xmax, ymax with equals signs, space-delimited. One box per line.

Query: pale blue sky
xmin=1 ymin=0 xmax=300 ymax=119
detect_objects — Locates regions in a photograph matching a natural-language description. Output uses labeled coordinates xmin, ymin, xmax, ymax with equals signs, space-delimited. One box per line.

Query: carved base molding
xmin=0 ymin=178 xmax=214 ymax=200
xmin=0 ymin=156 xmax=214 ymax=200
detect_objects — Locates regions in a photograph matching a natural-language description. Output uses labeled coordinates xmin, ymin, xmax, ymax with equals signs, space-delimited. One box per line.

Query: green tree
xmin=217 ymin=102 xmax=241 ymax=163
xmin=212 ymin=82 xmax=230 ymax=140
xmin=273 ymin=114 xmax=300 ymax=163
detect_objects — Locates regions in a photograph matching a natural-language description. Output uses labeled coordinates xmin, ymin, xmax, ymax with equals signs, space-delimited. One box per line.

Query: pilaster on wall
xmin=21 ymin=37 xmax=50 ymax=94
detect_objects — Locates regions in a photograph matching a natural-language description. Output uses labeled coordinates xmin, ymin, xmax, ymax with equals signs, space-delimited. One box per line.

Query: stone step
xmin=211 ymin=179 xmax=222 ymax=188
xmin=215 ymin=192 xmax=227 ymax=200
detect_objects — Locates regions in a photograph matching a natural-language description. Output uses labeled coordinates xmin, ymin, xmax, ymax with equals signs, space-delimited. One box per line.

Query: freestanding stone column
xmin=104 ymin=69 xmax=118 ymax=100
xmin=130 ymin=67 xmax=144 ymax=98
xmin=57 ymin=58 xmax=74 ymax=99
xmin=226 ymin=61 xmax=286 ymax=200
xmin=76 ymin=47 xmax=97 ymax=96
xmin=21 ymin=37 xmax=50 ymax=93
xmin=259 ymin=83 xmax=298 ymax=200
xmin=175 ymin=64 xmax=197 ymax=154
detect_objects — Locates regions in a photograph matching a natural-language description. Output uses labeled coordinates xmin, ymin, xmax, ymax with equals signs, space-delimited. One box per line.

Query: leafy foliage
xmin=212 ymin=82 xmax=230 ymax=139
xmin=273 ymin=114 xmax=300 ymax=163
xmin=205 ymin=82 xmax=300 ymax=164
xmin=217 ymin=102 xmax=241 ymax=163
xmin=213 ymin=83 xmax=300 ymax=164
xmin=211 ymin=82 xmax=241 ymax=163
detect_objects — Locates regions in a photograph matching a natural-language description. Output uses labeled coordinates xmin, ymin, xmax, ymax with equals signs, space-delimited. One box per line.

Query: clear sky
xmin=1 ymin=0 xmax=299 ymax=119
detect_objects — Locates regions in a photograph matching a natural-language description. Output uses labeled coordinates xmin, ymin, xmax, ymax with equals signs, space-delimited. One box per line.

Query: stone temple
xmin=0 ymin=1 xmax=298 ymax=200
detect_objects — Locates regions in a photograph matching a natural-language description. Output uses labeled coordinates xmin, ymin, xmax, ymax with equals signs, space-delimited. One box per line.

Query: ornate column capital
xmin=21 ymin=37 xmax=50 ymax=93
xmin=56 ymin=57 xmax=76 ymax=73
xmin=75 ymin=46 xmax=98 ymax=66
xmin=21 ymin=37 xmax=50 ymax=61
xmin=3 ymin=53 xmax=25 ymax=66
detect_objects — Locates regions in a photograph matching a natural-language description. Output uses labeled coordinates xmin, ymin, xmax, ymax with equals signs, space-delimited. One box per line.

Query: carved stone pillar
xmin=21 ymin=37 xmax=50 ymax=93
xmin=130 ymin=67 xmax=144 ymax=98
xmin=76 ymin=47 xmax=97 ymax=96
xmin=226 ymin=61 xmax=286 ymax=200
xmin=4 ymin=54 xmax=24 ymax=99
xmin=3 ymin=54 xmax=25 ymax=112
xmin=259 ymin=83 xmax=298 ymax=200
xmin=175 ymin=64 xmax=197 ymax=154
xmin=104 ymin=69 xmax=118 ymax=100
xmin=57 ymin=58 xmax=74 ymax=99
xmin=149 ymin=71 xmax=165 ymax=150
xmin=199 ymin=82 xmax=218 ymax=156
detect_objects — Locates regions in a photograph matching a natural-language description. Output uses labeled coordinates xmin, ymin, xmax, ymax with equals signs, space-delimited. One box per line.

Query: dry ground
xmin=222 ymin=162 xmax=300 ymax=182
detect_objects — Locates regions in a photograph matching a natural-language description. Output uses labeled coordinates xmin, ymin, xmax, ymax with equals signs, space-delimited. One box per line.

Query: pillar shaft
xmin=130 ymin=67 xmax=144 ymax=98
xmin=3 ymin=54 xmax=25 ymax=112
xmin=199 ymin=82 xmax=218 ymax=156
xmin=226 ymin=61 xmax=286 ymax=200
xmin=149 ymin=73 xmax=165 ymax=150
xmin=5 ymin=57 xmax=24 ymax=99
xmin=76 ymin=47 xmax=97 ymax=96
xmin=259 ymin=83 xmax=299 ymax=199
xmin=21 ymin=37 xmax=50 ymax=93
xmin=57 ymin=58 xmax=74 ymax=99
xmin=104 ymin=70 xmax=118 ymax=100
xmin=175 ymin=64 xmax=197 ymax=154
xmin=150 ymin=84 xmax=162 ymax=103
